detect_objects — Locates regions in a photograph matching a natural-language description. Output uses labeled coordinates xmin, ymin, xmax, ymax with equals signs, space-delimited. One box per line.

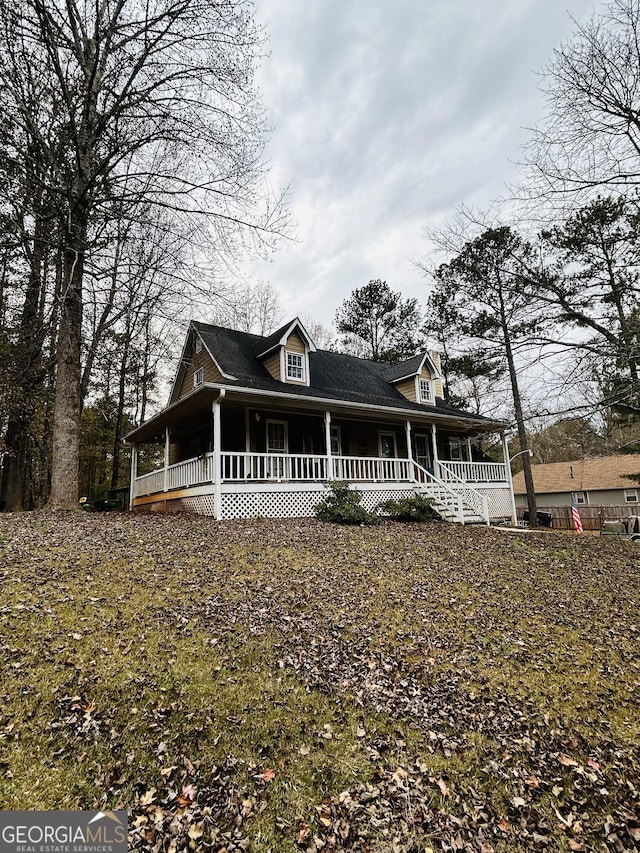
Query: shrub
xmin=377 ymin=493 xmax=437 ymax=522
xmin=314 ymin=481 xmax=376 ymax=525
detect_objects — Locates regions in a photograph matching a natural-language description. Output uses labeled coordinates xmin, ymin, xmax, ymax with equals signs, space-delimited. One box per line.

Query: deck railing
xmin=133 ymin=453 xmax=509 ymax=498
xmin=221 ymin=452 xmax=328 ymax=482
xmin=438 ymin=460 xmax=507 ymax=483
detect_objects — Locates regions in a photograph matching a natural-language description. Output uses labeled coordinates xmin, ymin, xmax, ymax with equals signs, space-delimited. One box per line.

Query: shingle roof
xmin=191 ymin=321 xmax=505 ymax=428
xmin=512 ymin=455 xmax=640 ymax=495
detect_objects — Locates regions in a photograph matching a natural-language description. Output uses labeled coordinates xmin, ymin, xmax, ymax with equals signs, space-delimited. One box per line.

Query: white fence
xmin=134 ymin=452 xmax=509 ymax=498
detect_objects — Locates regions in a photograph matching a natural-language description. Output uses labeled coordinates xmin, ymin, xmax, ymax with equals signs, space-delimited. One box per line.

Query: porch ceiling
xmin=125 ymin=383 xmax=509 ymax=445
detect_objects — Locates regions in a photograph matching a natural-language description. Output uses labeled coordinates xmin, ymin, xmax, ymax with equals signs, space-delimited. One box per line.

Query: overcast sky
xmin=239 ymin=0 xmax=597 ymax=331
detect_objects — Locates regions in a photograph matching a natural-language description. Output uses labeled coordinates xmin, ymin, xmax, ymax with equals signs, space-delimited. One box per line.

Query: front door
xmin=414 ymin=434 xmax=431 ymax=471
xmin=266 ymin=419 xmax=288 ymax=478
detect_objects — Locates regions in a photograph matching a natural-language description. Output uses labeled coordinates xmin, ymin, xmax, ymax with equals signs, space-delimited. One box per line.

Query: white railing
xmin=428 ymin=462 xmax=490 ymax=524
xmin=438 ymin=460 xmax=508 ymax=483
xmin=134 ymin=469 xmax=164 ymax=497
xmin=134 ymin=453 xmax=502 ymax=499
xmin=221 ymin=452 xmax=328 ymax=482
xmin=412 ymin=462 xmax=465 ymax=524
xmin=333 ymin=456 xmax=412 ymax=482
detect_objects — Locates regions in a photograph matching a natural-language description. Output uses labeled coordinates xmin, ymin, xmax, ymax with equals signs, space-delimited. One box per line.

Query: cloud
xmin=246 ymin=0 xmax=596 ymax=327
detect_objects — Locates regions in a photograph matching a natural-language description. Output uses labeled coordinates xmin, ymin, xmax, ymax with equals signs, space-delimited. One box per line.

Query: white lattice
xmin=358 ymin=488 xmax=415 ymax=511
xmin=221 ymin=489 xmax=323 ymax=519
xmin=476 ymin=488 xmax=513 ymax=518
xmin=181 ymin=495 xmax=217 ymax=516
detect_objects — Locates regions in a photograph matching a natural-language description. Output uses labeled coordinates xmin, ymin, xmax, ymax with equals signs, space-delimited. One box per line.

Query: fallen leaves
xmin=1 ymin=512 xmax=639 ymax=852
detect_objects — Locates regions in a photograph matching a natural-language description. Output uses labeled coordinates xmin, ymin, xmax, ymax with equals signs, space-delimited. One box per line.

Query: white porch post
xmin=502 ymin=430 xmax=517 ymax=527
xmin=466 ymin=437 xmax=473 ymax=462
xmin=405 ymin=420 xmax=412 ymax=479
xmin=431 ymin=423 xmax=439 ymax=478
xmin=324 ymin=411 xmax=333 ymax=480
xmin=245 ymin=408 xmax=251 ymax=452
xmin=129 ymin=443 xmax=138 ymax=510
xmin=163 ymin=427 xmax=170 ymax=492
xmin=213 ymin=390 xmax=226 ymax=519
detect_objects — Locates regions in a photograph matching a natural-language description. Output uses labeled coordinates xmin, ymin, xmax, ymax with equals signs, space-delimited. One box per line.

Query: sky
xmin=239 ymin=0 xmax=598 ymax=331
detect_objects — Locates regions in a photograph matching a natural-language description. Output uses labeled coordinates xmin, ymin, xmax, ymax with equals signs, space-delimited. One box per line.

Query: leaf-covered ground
xmin=0 ymin=512 xmax=638 ymax=853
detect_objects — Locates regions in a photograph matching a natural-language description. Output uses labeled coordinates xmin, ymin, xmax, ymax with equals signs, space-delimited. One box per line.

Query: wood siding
xmin=396 ymin=377 xmax=417 ymax=402
xmin=176 ymin=349 xmax=223 ymax=399
xmin=434 ymin=378 xmax=444 ymax=399
xmin=262 ymin=350 xmax=281 ymax=381
xmin=285 ymin=330 xmax=306 ymax=354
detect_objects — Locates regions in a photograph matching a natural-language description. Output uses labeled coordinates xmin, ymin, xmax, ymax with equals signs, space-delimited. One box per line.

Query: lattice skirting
xmin=475 ymin=487 xmax=513 ymax=518
xmin=134 ymin=485 xmax=511 ymax=521
xmin=136 ymin=484 xmax=417 ymax=519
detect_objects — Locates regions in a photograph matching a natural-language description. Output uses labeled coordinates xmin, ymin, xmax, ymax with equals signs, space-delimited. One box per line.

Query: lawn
xmin=0 ymin=512 xmax=638 ymax=852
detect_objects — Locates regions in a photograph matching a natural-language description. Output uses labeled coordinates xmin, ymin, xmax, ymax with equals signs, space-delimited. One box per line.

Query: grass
xmin=0 ymin=512 xmax=638 ymax=852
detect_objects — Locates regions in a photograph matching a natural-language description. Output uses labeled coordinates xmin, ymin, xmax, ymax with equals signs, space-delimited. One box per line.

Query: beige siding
xmin=262 ymin=350 xmax=281 ymax=380
xmin=434 ymin=378 xmax=444 ymax=399
xmin=396 ymin=377 xmax=417 ymax=402
xmin=430 ymin=351 xmax=441 ymax=372
xmin=176 ymin=350 xmax=223 ymax=399
xmin=419 ymin=365 xmax=432 ymax=380
xmin=284 ymin=330 xmax=305 ymax=354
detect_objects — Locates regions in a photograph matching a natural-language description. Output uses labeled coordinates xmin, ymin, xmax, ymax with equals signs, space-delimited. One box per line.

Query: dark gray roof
xmin=190 ymin=321 xmax=504 ymax=428
xmin=383 ymin=354 xmax=425 ymax=382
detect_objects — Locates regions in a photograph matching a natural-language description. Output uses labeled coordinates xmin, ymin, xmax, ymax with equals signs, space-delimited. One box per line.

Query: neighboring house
xmin=125 ymin=318 xmax=515 ymax=523
xmin=512 ymin=455 xmax=640 ymax=508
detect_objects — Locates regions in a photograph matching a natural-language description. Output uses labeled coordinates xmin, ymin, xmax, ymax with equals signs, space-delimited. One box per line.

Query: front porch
xmin=131 ymin=450 xmax=514 ymax=524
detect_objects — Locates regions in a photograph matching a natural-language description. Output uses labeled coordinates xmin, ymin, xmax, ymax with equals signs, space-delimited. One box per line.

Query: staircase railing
xmin=411 ymin=462 xmax=464 ymax=524
xmin=413 ymin=461 xmax=490 ymax=525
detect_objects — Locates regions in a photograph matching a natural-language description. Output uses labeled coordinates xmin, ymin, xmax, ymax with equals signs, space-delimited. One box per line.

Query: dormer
xmin=385 ymin=351 xmax=444 ymax=405
xmin=257 ymin=318 xmax=317 ymax=386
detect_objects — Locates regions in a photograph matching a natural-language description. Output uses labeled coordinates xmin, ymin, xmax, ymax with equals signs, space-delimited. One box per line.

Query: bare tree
xmin=523 ymin=0 xmax=640 ymax=200
xmin=0 ymin=0 xmax=286 ymax=508
xmin=212 ymin=280 xmax=282 ymax=335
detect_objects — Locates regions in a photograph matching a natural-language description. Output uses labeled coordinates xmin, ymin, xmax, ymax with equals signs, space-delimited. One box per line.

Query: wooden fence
xmin=517 ymin=505 xmax=639 ymax=531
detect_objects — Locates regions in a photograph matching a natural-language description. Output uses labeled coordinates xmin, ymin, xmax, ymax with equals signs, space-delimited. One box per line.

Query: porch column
xmin=244 ymin=408 xmax=251 ymax=452
xmin=431 ymin=423 xmax=439 ymax=478
xmin=128 ymin=443 xmax=138 ymax=510
xmin=324 ymin=411 xmax=333 ymax=480
xmin=501 ymin=431 xmax=518 ymax=527
xmin=213 ymin=390 xmax=226 ymax=519
xmin=466 ymin=437 xmax=473 ymax=462
xmin=405 ymin=420 xmax=413 ymax=479
xmin=163 ymin=427 xmax=170 ymax=492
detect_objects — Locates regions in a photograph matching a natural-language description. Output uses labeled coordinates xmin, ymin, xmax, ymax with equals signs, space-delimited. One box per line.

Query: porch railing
xmin=438 ymin=460 xmax=507 ymax=483
xmin=332 ymin=456 xmax=411 ymax=482
xmin=133 ymin=453 xmax=509 ymax=499
xmin=222 ymin=452 xmax=328 ymax=481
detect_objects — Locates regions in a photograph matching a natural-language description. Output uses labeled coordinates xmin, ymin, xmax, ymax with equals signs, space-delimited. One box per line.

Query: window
xmin=378 ymin=432 xmax=397 ymax=459
xmin=448 ymin=437 xmax=462 ymax=461
xmin=419 ymin=379 xmax=432 ymax=402
xmin=286 ymin=351 xmax=304 ymax=380
xmin=625 ymin=489 xmax=638 ymax=503
xmin=194 ymin=368 xmax=203 ymax=387
xmin=266 ymin=420 xmax=288 ymax=453
xmin=194 ymin=336 xmax=202 ymax=354
xmin=575 ymin=491 xmax=587 ymax=505
xmin=330 ymin=425 xmax=342 ymax=456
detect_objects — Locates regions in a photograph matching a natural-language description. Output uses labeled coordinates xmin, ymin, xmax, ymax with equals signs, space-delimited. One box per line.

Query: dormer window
xmin=286 ymin=351 xmax=304 ymax=381
xmin=419 ymin=379 xmax=432 ymax=403
xmin=194 ymin=368 xmax=203 ymax=387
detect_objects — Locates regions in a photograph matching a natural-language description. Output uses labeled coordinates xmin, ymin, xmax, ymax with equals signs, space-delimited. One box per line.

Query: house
xmin=125 ymin=318 xmax=516 ymax=523
xmin=512 ymin=455 xmax=640 ymax=508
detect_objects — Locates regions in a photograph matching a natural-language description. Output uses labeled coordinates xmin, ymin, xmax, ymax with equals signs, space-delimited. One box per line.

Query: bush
xmin=314 ymin=481 xmax=376 ymax=525
xmin=377 ymin=494 xmax=437 ymax=522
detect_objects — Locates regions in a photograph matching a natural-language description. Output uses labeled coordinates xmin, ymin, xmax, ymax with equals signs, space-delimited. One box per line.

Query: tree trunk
xmin=499 ymin=286 xmax=538 ymax=527
xmin=48 ymin=211 xmax=86 ymax=509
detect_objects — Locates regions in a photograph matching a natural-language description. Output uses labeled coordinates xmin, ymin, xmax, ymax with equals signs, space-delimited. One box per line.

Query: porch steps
xmin=415 ymin=483 xmax=486 ymax=525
